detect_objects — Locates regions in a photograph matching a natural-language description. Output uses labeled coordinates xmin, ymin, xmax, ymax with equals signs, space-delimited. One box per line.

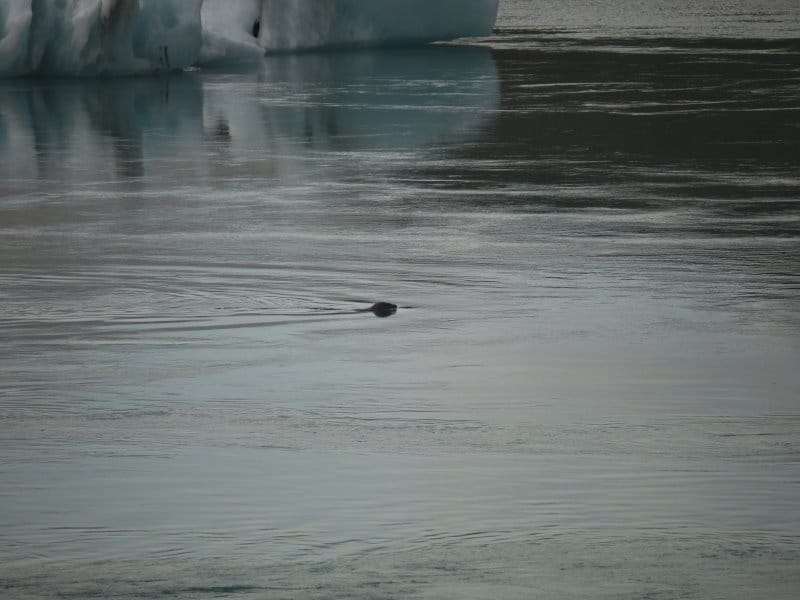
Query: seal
xmin=361 ymin=302 xmax=397 ymax=318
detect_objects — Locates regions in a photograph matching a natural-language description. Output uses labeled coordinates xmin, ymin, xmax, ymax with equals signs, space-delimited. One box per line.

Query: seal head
xmin=369 ymin=302 xmax=397 ymax=318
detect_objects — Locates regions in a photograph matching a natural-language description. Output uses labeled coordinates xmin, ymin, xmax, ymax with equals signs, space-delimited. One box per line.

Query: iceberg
xmin=0 ymin=0 xmax=499 ymax=76
xmin=0 ymin=0 xmax=204 ymax=76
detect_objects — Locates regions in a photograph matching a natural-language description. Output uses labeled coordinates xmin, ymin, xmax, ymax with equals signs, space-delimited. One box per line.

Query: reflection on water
xmin=0 ymin=76 xmax=203 ymax=183
xmin=0 ymin=46 xmax=498 ymax=187
xmin=1 ymin=39 xmax=800 ymax=600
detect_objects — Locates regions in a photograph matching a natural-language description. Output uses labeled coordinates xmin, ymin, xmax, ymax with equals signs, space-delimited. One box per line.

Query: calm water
xmin=2 ymin=1 xmax=800 ymax=598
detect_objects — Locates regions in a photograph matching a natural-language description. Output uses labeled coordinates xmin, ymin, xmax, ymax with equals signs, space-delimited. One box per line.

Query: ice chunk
xmin=0 ymin=0 xmax=498 ymax=77
xmin=199 ymin=0 xmax=264 ymax=65
xmin=0 ymin=0 xmax=203 ymax=76
xmin=254 ymin=0 xmax=499 ymax=52
xmin=0 ymin=0 xmax=32 ymax=76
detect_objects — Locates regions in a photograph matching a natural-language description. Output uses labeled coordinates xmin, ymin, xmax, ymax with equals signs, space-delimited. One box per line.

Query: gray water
xmin=1 ymin=1 xmax=800 ymax=598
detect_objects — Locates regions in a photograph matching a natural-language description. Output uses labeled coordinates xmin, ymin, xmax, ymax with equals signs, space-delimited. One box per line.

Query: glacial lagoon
xmin=1 ymin=2 xmax=799 ymax=598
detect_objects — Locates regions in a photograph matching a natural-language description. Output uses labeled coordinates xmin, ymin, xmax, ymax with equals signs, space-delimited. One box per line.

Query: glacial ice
xmin=0 ymin=0 xmax=204 ymax=76
xmin=0 ymin=0 xmax=499 ymax=76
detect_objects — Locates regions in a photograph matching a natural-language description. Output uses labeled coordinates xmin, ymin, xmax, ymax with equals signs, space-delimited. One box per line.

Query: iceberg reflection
xmin=0 ymin=46 xmax=498 ymax=186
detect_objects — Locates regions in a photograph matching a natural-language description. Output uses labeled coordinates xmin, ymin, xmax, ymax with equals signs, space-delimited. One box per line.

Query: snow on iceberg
xmin=0 ymin=0 xmax=499 ymax=76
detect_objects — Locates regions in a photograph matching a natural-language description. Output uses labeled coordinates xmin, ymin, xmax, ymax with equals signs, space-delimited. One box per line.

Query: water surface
xmin=1 ymin=3 xmax=799 ymax=599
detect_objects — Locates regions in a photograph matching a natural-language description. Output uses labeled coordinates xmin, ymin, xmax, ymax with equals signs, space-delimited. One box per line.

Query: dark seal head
xmin=369 ymin=302 xmax=397 ymax=318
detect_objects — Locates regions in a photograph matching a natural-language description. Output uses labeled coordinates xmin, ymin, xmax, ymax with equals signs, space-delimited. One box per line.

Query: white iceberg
xmin=0 ymin=0 xmax=499 ymax=76
xmin=0 ymin=0 xmax=204 ymax=76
